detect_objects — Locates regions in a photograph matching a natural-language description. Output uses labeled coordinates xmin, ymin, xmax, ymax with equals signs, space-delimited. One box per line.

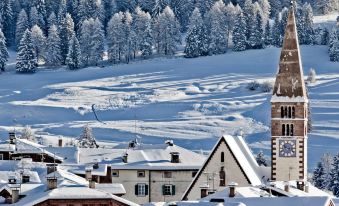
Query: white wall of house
xmin=111 ymin=169 xmax=197 ymax=204
xmin=184 ymin=141 xmax=250 ymax=201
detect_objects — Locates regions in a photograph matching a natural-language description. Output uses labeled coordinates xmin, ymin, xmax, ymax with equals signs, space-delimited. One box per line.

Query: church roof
xmin=271 ymin=7 xmax=307 ymax=103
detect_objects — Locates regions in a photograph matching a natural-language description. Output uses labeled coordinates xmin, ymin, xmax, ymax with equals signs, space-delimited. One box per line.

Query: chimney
xmin=85 ymin=167 xmax=92 ymax=181
xmin=296 ymin=180 xmax=305 ymax=191
xmin=305 ymin=183 xmax=309 ymax=193
xmin=89 ymin=179 xmax=96 ymax=189
xmin=10 ymin=187 xmax=20 ymax=203
xmin=170 ymin=152 xmax=180 ymax=163
xmin=228 ymin=182 xmax=238 ymax=198
xmin=122 ymin=153 xmax=128 ymax=163
xmin=47 ymin=163 xmax=58 ymax=174
xmin=284 ymin=181 xmax=290 ymax=192
xmin=9 ymin=132 xmax=16 ymax=144
xmin=46 ymin=177 xmax=57 ymax=190
xmin=58 ymin=138 xmax=63 ymax=147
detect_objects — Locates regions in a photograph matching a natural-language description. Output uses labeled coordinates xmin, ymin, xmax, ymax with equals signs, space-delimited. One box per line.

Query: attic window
xmin=170 ymin=152 xmax=180 ymax=163
xmin=112 ymin=170 xmax=119 ymax=177
xmin=137 ymin=170 xmax=145 ymax=178
xmin=221 ymin=152 xmax=224 ymax=163
xmin=164 ymin=171 xmax=172 ymax=178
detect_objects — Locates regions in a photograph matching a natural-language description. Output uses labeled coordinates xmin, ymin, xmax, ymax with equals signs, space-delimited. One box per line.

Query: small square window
xmin=137 ymin=184 xmax=147 ymax=196
xmin=164 ymin=171 xmax=172 ymax=178
xmin=112 ymin=170 xmax=119 ymax=177
xmin=163 ymin=184 xmax=175 ymax=196
xmin=137 ymin=170 xmax=145 ymax=178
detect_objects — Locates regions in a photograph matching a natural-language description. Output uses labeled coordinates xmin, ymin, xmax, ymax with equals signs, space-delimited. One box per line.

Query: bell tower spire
xmin=271 ymin=6 xmax=308 ymax=184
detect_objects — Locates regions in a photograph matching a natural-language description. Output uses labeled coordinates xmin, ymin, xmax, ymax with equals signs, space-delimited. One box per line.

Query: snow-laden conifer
xmin=16 ymin=29 xmax=37 ymax=73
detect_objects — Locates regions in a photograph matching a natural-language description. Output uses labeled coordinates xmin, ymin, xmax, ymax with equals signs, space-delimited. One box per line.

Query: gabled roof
xmin=182 ymin=135 xmax=263 ymax=200
xmin=272 ymin=7 xmax=307 ymax=103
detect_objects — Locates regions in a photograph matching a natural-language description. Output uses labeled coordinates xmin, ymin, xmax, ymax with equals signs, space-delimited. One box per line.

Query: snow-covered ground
xmin=0 ymin=45 xmax=338 ymax=170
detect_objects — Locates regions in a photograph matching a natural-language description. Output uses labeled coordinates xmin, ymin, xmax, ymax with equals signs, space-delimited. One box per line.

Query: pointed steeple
xmin=272 ymin=7 xmax=307 ymax=102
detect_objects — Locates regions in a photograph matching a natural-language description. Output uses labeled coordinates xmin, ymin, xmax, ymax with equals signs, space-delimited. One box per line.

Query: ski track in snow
xmin=0 ymin=45 xmax=339 ymax=170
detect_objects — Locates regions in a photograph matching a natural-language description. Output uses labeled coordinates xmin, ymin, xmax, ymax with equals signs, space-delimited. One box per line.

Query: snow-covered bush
xmin=307 ymin=68 xmax=317 ymax=83
xmin=246 ymin=81 xmax=260 ymax=91
xmin=21 ymin=126 xmax=36 ymax=142
xmin=77 ymin=124 xmax=98 ymax=148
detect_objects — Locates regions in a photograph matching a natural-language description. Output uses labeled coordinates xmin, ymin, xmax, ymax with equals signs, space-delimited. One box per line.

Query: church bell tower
xmin=271 ymin=6 xmax=308 ymax=183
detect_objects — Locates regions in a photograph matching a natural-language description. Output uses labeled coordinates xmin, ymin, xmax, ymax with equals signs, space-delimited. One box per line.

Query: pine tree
xmin=329 ymin=28 xmax=339 ymax=62
xmin=66 ymin=35 xmax=82 ymax=70
xmin=264 ymin=20 xmax=272 ymax=46
xmin=45 ymin=25 xmax=62 ymax=66
xmin=122 ymin=12 xmax=133 ymax=63
xmin=329 ymin=154 xmax=339 ymax=197
xmin=0 ymin=0 xmax=13 ymax=46
xmin=272 ymin=11 xmax=282 ymax=47
xmin=29 ymin=6 xmax=39 ymax=27
xmin=184 ymin=8 xmax=205 ymax=58
xmin=209 ymin=0 xmax=228 ymax=54
xmin=232 ymin=11 xmax=247 ymax=51
xmin=303 ymin=3 xmax=314 ymax=45
xmin=16 ymin=29 xmax=37 ymax=73
xmin=248 ymin=11 xmax=264 ymax=49
xmin=140 ymin=21 xmax=153 ymax=58
xmin=78 ymin=124 xmax=98 ymax=148
xmin=47 ymin=12 xmax=57 ymax=31
xmin=107 ymin=12 xmax=124 ymax=63
xmin=312 ymin=161 xmax=326 ymax=189
xmin=59 ymin=13 xmax=75 ymax=64
xmin=158 ymin=6 xmax=181 ymax=55
xmin=269 ymin=0 xmax=282 ymax=18
xmin=16 ymin=9 xmax=29 ymax=49
xmin=0 ymin=29 xmax=9 ymax=71
xmin=80 ymin=18 xmax=104 ymax=66
xmin=258 ymin=0 xmax=271 ymax=24
xmin=243 ymin=0 xmax=254 ymax=41
xmin=30 ymin=25 xmax=46 ymax=62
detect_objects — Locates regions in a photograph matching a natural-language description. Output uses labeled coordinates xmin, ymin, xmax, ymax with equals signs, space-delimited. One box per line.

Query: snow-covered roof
xmin=95 ymin=183 xmax=126 ymax=194
xmin=46 ymin=168 xmax=88 ymax=186
xmin=76 ymin=143 xmax=205 ymax=170
xmin=270 ymin=95 xmax=308 ymax=103
xmin=70 ymin=163 xmax=108 ymax=176
xmin=0 ymin=170 xmax=41 ymax=183
xmin=20 ymin=186 xmax=139 ymax=206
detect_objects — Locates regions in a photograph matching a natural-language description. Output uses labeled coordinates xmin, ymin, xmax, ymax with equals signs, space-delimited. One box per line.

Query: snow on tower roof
xmin=271 ymin=7 xmax=308 ymax=103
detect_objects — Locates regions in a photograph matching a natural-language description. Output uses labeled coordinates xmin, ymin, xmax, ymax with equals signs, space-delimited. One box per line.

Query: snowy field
xmin=0 ymin=45 xmax=338 ymax=170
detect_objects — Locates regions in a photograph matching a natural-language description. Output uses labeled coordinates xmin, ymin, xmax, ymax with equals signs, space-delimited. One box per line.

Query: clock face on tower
xmin=279 ymin=140 xmax=296 ymax=157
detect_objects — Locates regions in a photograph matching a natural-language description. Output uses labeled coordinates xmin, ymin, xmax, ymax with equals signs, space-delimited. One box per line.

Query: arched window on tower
xmin=282 ymin=124 xmax=285 ymax=136
xmin=281 ymin=106 xmax=284 ymax=118
xmin=221 ymin=152 xmax=224 ymax=163
xmin=286 ymin=124 xmax=290 ymax=136
xmin=288 ymin=106 xmax=292 ymax=118
xmin=290 ymin=124 xmax=294 ymax=136
xmin=284 ymin=106 xmax=288 ymax=118
xmin=219 ymin=167 xmax=226 ymax=186
xmin=292 ymin=107 xmax=295 ymax=118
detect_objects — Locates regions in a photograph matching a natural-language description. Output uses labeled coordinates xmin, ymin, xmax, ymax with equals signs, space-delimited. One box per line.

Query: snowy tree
xmin=329 ymin=153 xmax=339 ymax=197
xmin=103 ymin=0 xmax=117 ymax=32
xmin=0 ymin=0 xmax=13 ymax=46
xmin=243 ymin=0 xmax=254 ymax=41
xmin=256 ymin=151 xmax=268 ymax=166
xmin=80 ymin=18 xmax=104 ymax=66
xmin=30 ymin=25 xmax=46 ymax=62
xmin=169 ymin=0 xmax=195 ymax=30
xmin=316 ymin=0 xmax=338 ymax=15
xmin=322 ymin=153 xmax=334 ymax=190
xmin=107 ymin=12 xmax=125 ymax=63
xmin=47 ymin=12 xmax=57 ymax=31
xmin=184 ymin=8 xmax=207 ymax=58
xmin=312 ymin=161 xmax=327 ymax=190
xmin=272 ymin=11 xmax=282 ymax=47
xmin=66 ymin=35 xmax=82 ymax=70
xmin=248 ymin=11 xmax=264 ymax=49
xmin=45 ymin=25 xmax=62 ymax=66
xmin=232 ymin=11 xmax=247 ymax=51
xmin=329 ymin=28 xmax=339 ymax=62
xmin=16 ymin=29 xmax=37 ymax=73
xmin=21 ymin=126 xmax=36 ymax=142
xmin=264 ymin=20 xmax=272 ymax=46
xmin=16 ymin=9 xmax=29 ymax=48
xmin=140 ymin=21 xmax=153 ymax=58
xmin=29 ymin=6 xmax=39 ymax=27
xmin=132 ymin=7 xmax=151 ymax=58
xmin=258 ymin=0 xmax=271 ymax=25
xmin=194 ymin=0 xmax=215 ymax=16
xmin=269 ymin=0 xmax=282 ymax=18
xmin=157 ymin=6 xmax=181 ymax=55
xmin=59 ymin=13 xmax=75 ymax=64
xmin=77 ymin=0 xmax=105 ymax=31
xmin=78 ymin=124 xmax=98 ymax=148
xmin=0 ymin=29 xmax=9 ymax=71
xmin=122 ymin=12 xmax=133 ymax=63
xmin=209 ymin=0 xmax=228 ymax=54
xmin=307 ymin=68 xmax=317 ymax=83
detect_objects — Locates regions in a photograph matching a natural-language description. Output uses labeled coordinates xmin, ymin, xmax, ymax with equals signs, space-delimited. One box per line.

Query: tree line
xmin=0 ymin=0 xmax=338 ymax=73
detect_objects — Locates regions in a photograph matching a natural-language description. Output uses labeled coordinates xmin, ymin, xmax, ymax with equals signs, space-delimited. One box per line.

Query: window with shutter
xmin=163 ymin=184 xmax=175 ymax=196
xmin=136 ymin=184 xmax=147 ymax=196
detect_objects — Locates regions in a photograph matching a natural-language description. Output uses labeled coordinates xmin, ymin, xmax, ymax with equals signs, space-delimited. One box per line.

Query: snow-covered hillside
xmin=0 ymin=45 xmax=338 ymax=170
